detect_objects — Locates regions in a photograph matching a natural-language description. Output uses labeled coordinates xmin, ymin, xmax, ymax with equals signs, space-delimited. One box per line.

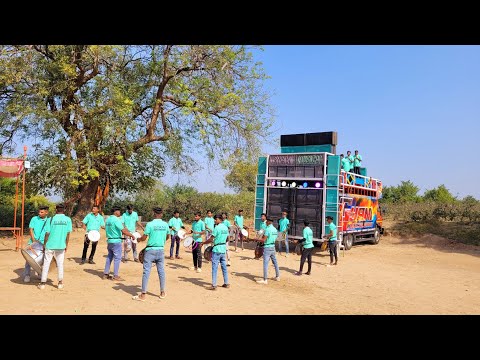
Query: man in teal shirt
xmin=277 ymin=210 xmax=290 ymax=256
xmin=234 ymin=209 xmax=246 ymax=252
xmin=38 ymin=204 xmax=72 ymax=290
xmin=295 ymin=220 xmax=314 ymax=276
xmin=122 ymin=204 xmax=145 ymax=262
xmin=23 ymin=205 xmax=49 ymax=283
xmin=103 ymin=206 xmax=135 ymax=281
xmin=132 ymin=207 xmax=169 ymax=301
xmin=340 ymin=154 xmax=351 ymax=172
xmin=353 ymin=150 xmax=362 ymax=175
xmin=222 ymin=212 xmax=232 ymax=266
xmin=204 ymin=210 xmax=215 ymax=263
xmin=347 ymin=151 xmax=355 ymax=172
xmin=168 ymin=210 xmax=185 ymax=260
xmin=203 ymin=214 xmax=230 ymax=290
xmin=256 ymin=217 xmax=280 ymax=284
xmin=80 ymin=205 xmax=105 ymax=265
xmin=189 ymin=212 xmax=206 ymax=273
xmin=325 ymin=215 xmax=338 ymax=266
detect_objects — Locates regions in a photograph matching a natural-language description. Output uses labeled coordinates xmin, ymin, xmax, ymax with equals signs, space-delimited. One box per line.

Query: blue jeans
xmin=211 ymin=251 xmax=228 ymax=287
xmin=277 ymin=233 xmax=289 ymax=254
xmin=104 ymin=242 xmax=122 ymax=276
xmin=142 ymin=249 xmax=166 ymax=293
xmin=263 ymin=247 xmax=280 ymax=280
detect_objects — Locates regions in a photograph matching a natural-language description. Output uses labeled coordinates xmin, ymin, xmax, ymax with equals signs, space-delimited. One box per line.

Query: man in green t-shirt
xmin=38 ymin=203 xmax=72 ymax=290
xmin=80 ymin=205 xmax=105 ymax=265
xmin=222 ymin=212 xmax=232 ymax=266
xmin=168 ymin=210 xmax=185 ymax=260
xmin=295 ymin=220 xmax=315 ymax=276
xmin=256 ymin=217 xmax=280 ymax=284
xmin=340 ymin=154 xmax=351 ymax=172
xmin=277 ymin=210 xmax=290 ymax=256
xmin=204 ymin=210 xmax=215 ymax=263
xmin=132 ymin=207 xmax=169 ymax=301
xmin=325 ymin=216 xmax=338 ymax=266
xmin=103 ymin=206 xmax=136 ymax=281
xmin=353 ymin=150 xmax=362 ymax=175
xmin=23 ymin=205 xmax=49 ymax=283
xmin=203 ymin=214 xmax=230 ymax=291
xmin=122 ymin=204 xmax=145 ymax=263
xmin=189 ymin=211 xmax=206 ymax=273
xmin=234 ymin=209 xmax=246 ymax=252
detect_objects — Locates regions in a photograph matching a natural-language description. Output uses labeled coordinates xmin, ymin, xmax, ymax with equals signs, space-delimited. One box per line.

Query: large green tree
xmin=0 ymin=45 xmax=272 ymax=218
xmin=224 ymin=160 xmax=258 ymax=193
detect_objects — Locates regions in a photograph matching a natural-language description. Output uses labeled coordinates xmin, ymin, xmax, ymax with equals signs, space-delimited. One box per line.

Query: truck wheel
xmin=344 ymin=234 xmax=353 ymax=250
xmin=370 ymin=228 xmax=380 ymax=245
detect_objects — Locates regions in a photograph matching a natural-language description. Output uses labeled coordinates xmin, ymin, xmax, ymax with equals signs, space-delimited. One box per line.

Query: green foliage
xmin=381 ymin=180 xmax=421 ymax=203
xmin=423 ymin=184 xmax=456 ymax=203
xmin=224 ymin=160 xmax=257 ymax=193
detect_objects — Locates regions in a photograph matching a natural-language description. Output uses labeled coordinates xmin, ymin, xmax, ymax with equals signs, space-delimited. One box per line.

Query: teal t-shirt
xmin=341 ymin=157 xmax=351 ymax=172
xmin=278 ymin=217 xmax=289 ymax=232
xmin=263 ymin=224 xmax=278 ymax=248
xmin=168 ymin=217 xmax=184 ymax=236
xmin=106 ymin=215 xmax=124 ymax=243
xmin=28 ymin=216 xmax=49 ymax=245
xmin=212 ymin=223 xmax=229 ymax=253
xmin=260 ymin=220 xmax=267 ymax=231
xmin=82 ymin=213 xmax=105 ymax=231
xmin=223 ymin=219 xmax=231 ymax=228
xmin=347 ymin=155 xmax=354 ymax=168
xmin=144 ymin=219 xmax=169 ymax=250
xmin=328 ymin=222 xmax=337 ymax=241
xmin=122 ymin=211 xmax=139 ymax=232
xmin=234 ymin=215 xmax=244 ymax=228
xmin=192 ymin=219 xmax=206 ymax=242
xmin=204 ymin=217 xmax=215 ymax=232
xmin=45 ymin=214 xmax=72 ymax=250
xmin=302 ymin=227 xmax=314 ymax=249
xmin=354 ymin=154 xmax=362 ymax=167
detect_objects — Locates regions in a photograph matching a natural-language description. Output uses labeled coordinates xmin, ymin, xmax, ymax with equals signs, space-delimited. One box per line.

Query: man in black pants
xmin=189 ymin=212 xmax=206 ymax=273
xmin=325 ymin=216 xmax=338 ymax=266
xmin=295 ymin=220 xmax=314 ymax=276
xmin=81 ymin=205 xmax=105 ymax=265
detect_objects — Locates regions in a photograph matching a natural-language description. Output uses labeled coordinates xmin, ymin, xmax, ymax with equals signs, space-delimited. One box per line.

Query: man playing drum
xmin=234 ymin=209 xmax=246 ymax=252
xmin=122 ymin=204 xmax=144 ymax=263
xmin=80 ymin=205 xmax=105 ymax=265
xmin=203 ymin=214 xmax=230 ymax=291
xmin=256 ymin=216 xmax=280 ymax=285
xmin=189 ymin=212 xmax=206 ymax=273
xmin=132 ymin=207 xmax=169 ymax=301
xmin=103 ymin=206 xmax=136 ymax=281
xmin=38 ymin=204 xmax=72 ymax=290
xmin=295 ymin=220 xmax=314 ymax=276
xmin=222 ymin=212 xmax=232 ymax=266
xmin=168 ymin=210 xmax=185 ymax=260
xmin=277 ymin=210 xmax=290 ymax=257
xmin=204 ymin=210 xmax=215 ymax=262
xmin=23 ymin=205 xmax=49 ymax=283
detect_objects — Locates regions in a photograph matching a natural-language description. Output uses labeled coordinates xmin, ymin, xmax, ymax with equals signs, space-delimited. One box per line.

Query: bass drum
xmin=21 ymin=242 xmax=44 ymax=275
xmin=254 ymin=242 xmax=264 ymax=259
xmin=203 ymin=245 xmax=213 ymax=261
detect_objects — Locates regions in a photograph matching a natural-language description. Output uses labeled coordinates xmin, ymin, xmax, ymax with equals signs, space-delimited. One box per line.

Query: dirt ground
xmin=0 ymin=224 xmax=479 ymax=314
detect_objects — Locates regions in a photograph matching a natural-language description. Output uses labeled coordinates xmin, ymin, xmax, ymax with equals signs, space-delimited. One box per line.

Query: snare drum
xmin=131 ymin=232 xmax=141 ymax=244
xmin=183 ymin=236 xmax=194 ymax=248
xmin=21 ymin=242 xmax=44 ymax=275
xmin=177 ymin=229 xmax=187 ymax=240
xmin=87 ymin=230 xmax=101 ymax=242
xmin=241 ymin=228 xmax=248 ymax=237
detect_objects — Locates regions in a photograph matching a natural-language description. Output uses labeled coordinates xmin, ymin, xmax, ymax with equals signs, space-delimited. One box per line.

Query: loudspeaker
xmin=280 ymin=133 xmax=305 ymax=147
xmin=305 ymin=132 xmax=337 ymax=146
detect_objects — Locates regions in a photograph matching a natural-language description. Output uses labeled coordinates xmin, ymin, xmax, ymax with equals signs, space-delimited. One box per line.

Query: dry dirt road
xmin=0 ymin=228 xmax=479 ymax=314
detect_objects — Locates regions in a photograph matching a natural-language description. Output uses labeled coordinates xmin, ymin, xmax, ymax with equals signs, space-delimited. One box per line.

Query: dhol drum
xmin=254 ymin=242 xmax=264 ymax=259
xmin=21 ymin=242 xmax=44 ymax=275
xmin=241 ymin=228 xmax=249 ymax=238
xmin=320 ymin=240 xmax=329 ymax=251
xmin=295 ymin=243 xmax=303 ymax=255
xmin=177 ymin=229 xmax=187 ymax=240
xmin=255 ymin=229 xmax=264 ymax=239
xmin=183 ymin=236 xmax=194 ymax=248
xmin=139 ymin=247 xmax=146 ymax=263
xmin=125 ymin=237 xmax=132 ymax=252
xmin=131 ymin=232 xmax=141 ymax=244
xmin=203 ymin=245 xmax=213 ymax=261
xmin=87 ymin=230 xmax=101 ymax=242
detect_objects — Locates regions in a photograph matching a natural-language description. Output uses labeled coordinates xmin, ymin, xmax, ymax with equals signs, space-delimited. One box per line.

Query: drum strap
xmin=213 ymin=243 xmax=226 ymax=247
xmin=33 ymin=217 xmax=49 ymax=242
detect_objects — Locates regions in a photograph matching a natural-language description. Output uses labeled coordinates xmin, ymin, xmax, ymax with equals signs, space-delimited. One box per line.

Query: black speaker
xmin=305 ymin=131 xmax=337 ymax=146
xmin=280 ymin=133 xmax=305 ymax=147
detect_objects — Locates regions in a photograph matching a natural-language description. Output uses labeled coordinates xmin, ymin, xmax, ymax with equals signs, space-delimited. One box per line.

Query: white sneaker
xmin=285 ymin=254 xmax=289 ymax=257
xmin=38 ymin=283 xmax=45 ymax=290
xmin=196 ymin=268 xmax=202 ymax=273
xmin=256 ymin=279 xmax=268 ymax=284
xmin=227 ymin=261 xmax=231 ymax=266
xmin=23 ymin=275 xmax=31 ymax=283
xmin=275 ymin=277 xmax=280 ymax=282
xmin=189 ymin=266 xmax=196 ymax=271
xmin=58 ymin=283 xmax=64 ymax=289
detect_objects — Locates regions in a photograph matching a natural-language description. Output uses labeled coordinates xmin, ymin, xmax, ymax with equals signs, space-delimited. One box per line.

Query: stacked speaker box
xmin=280 ymin=131 xmax=337 ymax=154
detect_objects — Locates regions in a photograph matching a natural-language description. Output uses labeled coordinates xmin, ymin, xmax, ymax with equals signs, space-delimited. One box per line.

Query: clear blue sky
xmin=173 ymin=45 xmax=480 ymax=199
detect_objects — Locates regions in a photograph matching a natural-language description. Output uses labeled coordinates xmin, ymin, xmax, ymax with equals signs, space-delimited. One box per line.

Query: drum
xmin=241 ymin=229 xmax=248 ymax=237
xmin=21 ymin=242 xmax=44 ymax=275
xmin=203 ymin=245 xmax=213 ymax=261
xmin=255 ymin=229 xmax=264 ymax=239
xmin=320 ymin=240 xmax=329 ymax=251
xmin=295 ymin=243 xmax=303 ymax=255
xmin=131 ymin=232 xmax=141 ymax=244
xmin=139 ymin=247 xmax=146 ymax=263
xmin=254 ymin=242 xmax=264 ymax=259
xmin=183 ymin=236 xmax=194 ymax=248
xmin=125 ymin=238 xmax=132 ymax=252
xmin=87 ymin=230 xmax=101 ymax=242
xmin=177 ymin=229 xmax=187 ymax=240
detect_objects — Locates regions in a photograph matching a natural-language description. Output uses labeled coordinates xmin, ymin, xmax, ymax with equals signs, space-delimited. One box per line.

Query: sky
xmin=169 ymin=45 xmax=480 ymax=199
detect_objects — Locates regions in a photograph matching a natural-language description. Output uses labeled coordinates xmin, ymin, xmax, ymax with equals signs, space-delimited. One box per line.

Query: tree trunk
xmin=72 ymin=178 xmax=100 ymax=224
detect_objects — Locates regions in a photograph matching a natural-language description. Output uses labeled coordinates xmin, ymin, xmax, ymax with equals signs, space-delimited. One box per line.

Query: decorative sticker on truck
xmin=341 ymin=195 xmax=380 ymax=232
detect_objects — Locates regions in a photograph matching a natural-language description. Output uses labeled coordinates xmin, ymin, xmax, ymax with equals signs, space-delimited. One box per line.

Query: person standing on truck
xmin=340 ymin=154 xmax=351 ymax=172
xmin=353 ymin=150 xmax=362 ymax=175
xmin=346 ymin=151 xmax=355 ymax=172
xmin=325 ymin=216 xmax=338 ymax=266
xmin=295 ymin=220 xmax=314 ymax=276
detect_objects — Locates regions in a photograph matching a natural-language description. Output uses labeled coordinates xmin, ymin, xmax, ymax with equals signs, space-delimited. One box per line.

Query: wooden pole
xmin=13 ymin=171 xmax=20 ymax=251
xmin=20 ymin=146 xmax=27 ymax=250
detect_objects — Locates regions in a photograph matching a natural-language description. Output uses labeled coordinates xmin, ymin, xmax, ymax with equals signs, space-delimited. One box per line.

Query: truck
xmin=253 ymin=131 xmax=384 ymax=249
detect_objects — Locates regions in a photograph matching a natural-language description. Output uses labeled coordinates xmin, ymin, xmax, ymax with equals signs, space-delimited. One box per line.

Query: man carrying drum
xmin=189 ymin=212 xmax=205 ymax=273
xmin=277 ymin=210 xmax=290 ymax=257
xmin=122 ymin=204 xmax=144 ymax=263
xmin=204 ymin=210 xmax=215 ymax=262
xmin=132 ymin=207 xmax=169 ymax=301
xmin=295 ymin=220 xmax=314 ymax=276
xmin=222 ymin=212 xmax=232 ymax=266
xmin=234 ymin=209 xmax=246 ymax=252
xmin=23 ymin=205 xmax=49 ymax=283
xmin=80 ymin=205 xmax=105 ymax=265
xmin=168 ymin=210 xmax=185 ymax=260
xmin=203 ymin=214 xmax=230 ymax=291
xmin=256 ymin=216 xmax=280 ymax=285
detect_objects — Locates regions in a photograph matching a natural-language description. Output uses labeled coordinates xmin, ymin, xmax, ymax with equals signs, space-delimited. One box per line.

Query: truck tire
xmin=344 ymin=234 xmax=353 ymax=250
xmin=370 ymin=228 xmax=380 ymax=245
